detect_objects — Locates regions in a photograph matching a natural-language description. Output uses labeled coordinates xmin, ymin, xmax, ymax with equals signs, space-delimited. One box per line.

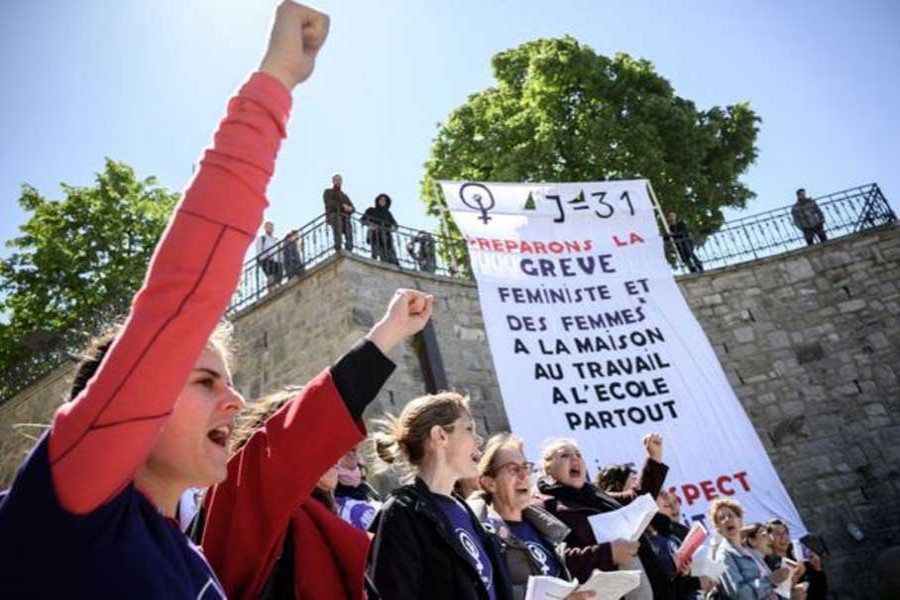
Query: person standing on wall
xmin=324 ymin=173 xmax=355 ymax=252
xmin=282 ymin=228 xmax=305 ymax=279
xmin=664 ymin=212 xmax=703 ymax=273
xmin=257 ymin=220 xmax=284 ymax=289
xmin=791 ymin=188 xmax=827 ymax=245
xmin=362 ymin=193 xmax=400 ymax=265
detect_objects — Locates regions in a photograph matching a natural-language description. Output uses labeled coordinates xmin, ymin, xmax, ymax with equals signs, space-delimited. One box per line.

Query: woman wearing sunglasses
xmin=468 ymin=434 xmax=594 ymax=600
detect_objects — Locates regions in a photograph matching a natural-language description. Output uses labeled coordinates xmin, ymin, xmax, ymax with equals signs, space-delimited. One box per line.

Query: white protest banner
xmin=441 ymin=179 xmax=806 ymax=534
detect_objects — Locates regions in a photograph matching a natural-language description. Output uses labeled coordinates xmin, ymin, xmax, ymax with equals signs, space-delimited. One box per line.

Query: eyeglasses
xmin=492 ymin=461 xmax=536 ymax=479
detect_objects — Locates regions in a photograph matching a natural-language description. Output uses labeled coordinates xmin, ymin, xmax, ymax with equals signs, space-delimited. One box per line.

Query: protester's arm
xmin=46 ymin=2 xmax=327 ymax=516
xmin=674 ymin=573 xmax=702 ymax=595
xmin=49 ymin=73 xmax=290 ymax=515
xmin=564 ymin=543 xmax=616 ymax=582
xmin=201 ymin=290 xmax=431 ymax=597
xmin=791 ymin=206 xmax=802 ymax=229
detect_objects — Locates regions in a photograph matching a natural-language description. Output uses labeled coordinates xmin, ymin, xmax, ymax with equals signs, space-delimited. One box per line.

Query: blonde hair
xmin=539 ymin=437 xmax=580 ymax=476
xmin=709 ymin=498 xmax=744 ymax=524
xmin=229 ymin=386 xmax=301 ymax=453
xmin=373 ymin=392 xmax=470 ymax=467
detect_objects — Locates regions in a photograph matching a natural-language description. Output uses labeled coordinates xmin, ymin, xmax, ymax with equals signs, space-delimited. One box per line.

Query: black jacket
xmin=362 ymin=205 xmax=398 ymax=229
xmin=536 ymin=458 xmax=677 ymax=599
xmin=367 ymin=477 xmax=512 ymax=600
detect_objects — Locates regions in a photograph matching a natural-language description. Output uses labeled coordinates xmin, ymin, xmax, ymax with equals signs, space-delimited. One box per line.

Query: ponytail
xmin=372 ymin=392 xmax=470 ymax=470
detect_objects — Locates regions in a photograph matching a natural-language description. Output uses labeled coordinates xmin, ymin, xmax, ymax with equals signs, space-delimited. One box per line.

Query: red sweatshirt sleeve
xmin=48 ymin=72 xmax=292 ymax=515
xmin=201 ymin=371 xmax=365 ymax=599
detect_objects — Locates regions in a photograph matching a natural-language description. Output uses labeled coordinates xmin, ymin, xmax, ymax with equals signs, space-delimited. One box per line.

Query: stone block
xmin=766 ymin=330 xmax=791 ymax=349
xmin=351 ymin=307 xmax=375 ymax=328
xmin=783 ymin=257 xmax=815 ymax=282
xmin=733 ymin=326 xmax=755 ymax=343
xmin=703 ymin=293 xmax=724 ymax=306
xmin=794 ymin=342 xmax=825 ymax=364
xmin=863 ymin=403 xmax=887 ymax=418
xmin=838 ymin=299 xmax=867 ymax=313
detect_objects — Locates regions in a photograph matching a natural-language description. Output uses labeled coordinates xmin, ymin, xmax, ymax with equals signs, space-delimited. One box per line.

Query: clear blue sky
xmin=2 ymin=0 xmax=898 ymax=257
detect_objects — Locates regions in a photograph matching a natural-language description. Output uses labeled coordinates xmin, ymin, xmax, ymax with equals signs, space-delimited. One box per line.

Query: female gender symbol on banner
xmin=460 ymin=182 xmax=495 ymax=224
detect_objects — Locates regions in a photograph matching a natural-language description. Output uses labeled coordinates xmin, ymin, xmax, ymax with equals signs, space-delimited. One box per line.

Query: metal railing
xmin=670 ymin=183 xmax=895 ymax=274
xmin=1 ymin=183 xmax=894 ymax=403
xmin=228 ymin=214 xmax=466 ymax=314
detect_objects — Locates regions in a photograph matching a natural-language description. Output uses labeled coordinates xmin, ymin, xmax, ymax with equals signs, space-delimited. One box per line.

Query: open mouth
xmin=207 ymin=424 xmax=233 ymax=448
xmin=515 ymin=486 xmax=530 ymax=496
xmin=569 ymin=466 xmax=582 ymax=479
xmin=470 ymin=450 xmax=482 ymax=464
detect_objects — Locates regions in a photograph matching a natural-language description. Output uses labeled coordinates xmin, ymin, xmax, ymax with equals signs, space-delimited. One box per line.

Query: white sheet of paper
xmin=524 ymin=570 xmax=643 ymax=600
xmin=524 ymin=576 xmax=578 ymax=600
xmin=774 ymin=561 xmax=798 ymax=598
xmin=577 ymin=570 xmax=642 ymax=599
xmin=587 ymin=494 xmax=658 ymax=544
xmin=690 ymin=548 xmax=727 ymax=581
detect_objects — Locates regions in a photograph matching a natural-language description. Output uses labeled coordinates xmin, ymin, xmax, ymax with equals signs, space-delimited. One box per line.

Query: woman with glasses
xmin=468 ymin=434 xmax=594 ymax=600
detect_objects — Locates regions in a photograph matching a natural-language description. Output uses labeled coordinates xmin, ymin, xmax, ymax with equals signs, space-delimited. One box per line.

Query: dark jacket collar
xmin=394 ymin=478 xmax=501 ymax=590
xmin=335 ymin=482 xmax=380 ymax=502
xmin=536 ymin=478 xmax=622 ymax=513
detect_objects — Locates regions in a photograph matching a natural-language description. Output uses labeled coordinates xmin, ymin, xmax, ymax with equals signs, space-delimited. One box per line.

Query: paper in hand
xmin=675 ymin=522 xmax=708 ymax=571
xmin=690 ymin=546 xmax=727 ymax=581
xmin=774 ymin=558 xmax=798 ymax=598
xmin=577 ymin=570 xmax=642 ymax=600
xmin=524 ymin=576 xmax=578 ymax=600
xmin=587 ymin=493 xmax=658 ymax=544
xmin=525 ymin=570 xmax=642 ymax=600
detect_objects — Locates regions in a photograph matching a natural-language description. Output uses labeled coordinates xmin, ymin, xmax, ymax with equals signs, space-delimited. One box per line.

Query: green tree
xmin=0 ymin=159 xmax=178 ymax=387
xmin=421 ymin=36 xmax=760 ymax=262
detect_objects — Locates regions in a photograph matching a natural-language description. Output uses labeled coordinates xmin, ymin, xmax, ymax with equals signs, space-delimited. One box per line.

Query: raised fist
xmin=643 ymin=432 xmax=663 ymax=462
xmin=260 ymin=1 xmax=330 ymax=90
xmin=367 ymin=289 xmax=435 ymax=354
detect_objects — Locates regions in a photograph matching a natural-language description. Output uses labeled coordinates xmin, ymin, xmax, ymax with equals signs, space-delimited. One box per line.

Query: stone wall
xmin=2 ymin=224 xmax=898 ymax=597
xmin=0 ymin=361 xmax=76 ymax=484
xmin=677 ymin=224 xmax=900 ymax=597
xmin=229 ymin=254 xmax=508 ymax=435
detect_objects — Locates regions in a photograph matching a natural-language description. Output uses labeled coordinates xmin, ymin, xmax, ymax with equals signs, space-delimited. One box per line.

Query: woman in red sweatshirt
xmin=0 ymin=3 xmax=329 ymax=598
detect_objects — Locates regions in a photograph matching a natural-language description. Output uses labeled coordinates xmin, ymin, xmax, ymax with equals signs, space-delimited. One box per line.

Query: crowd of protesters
xmin=0 ymin=3 xmax=845 ymax=599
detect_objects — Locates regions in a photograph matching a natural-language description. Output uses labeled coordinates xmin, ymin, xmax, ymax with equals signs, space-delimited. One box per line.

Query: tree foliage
xmin=421 ymin=36 xmax=760 ymax=260
xmin=0 ymin=159 xmax=178 ymax=383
